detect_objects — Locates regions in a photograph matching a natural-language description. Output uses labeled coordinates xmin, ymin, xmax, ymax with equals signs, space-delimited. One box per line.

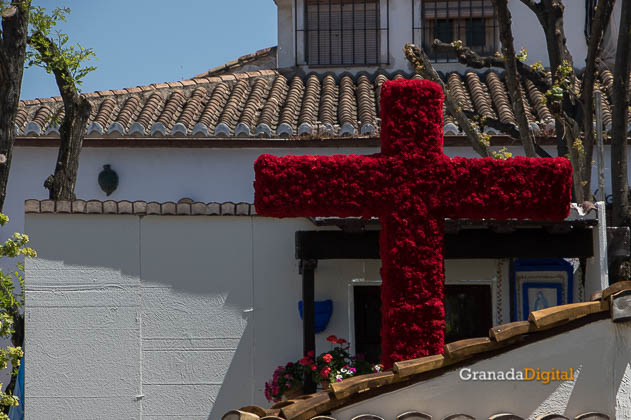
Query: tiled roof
xmin=223 ymin=281 xmax=631 ymax=420
xmin=193 ymin=47 xmax=277 ymax=78
xmin=17 ymin=69 xmax=627 ymax=141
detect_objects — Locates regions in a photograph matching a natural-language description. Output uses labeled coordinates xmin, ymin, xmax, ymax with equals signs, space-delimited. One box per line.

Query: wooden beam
xmin=295 ymin=228 xmax=594 ymax=260
xmin=528 ymin=301 xmax=609 ymax=329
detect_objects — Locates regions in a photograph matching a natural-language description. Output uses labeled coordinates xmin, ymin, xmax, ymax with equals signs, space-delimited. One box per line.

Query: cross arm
xmin=439 ymin=156 xmax=573 ymax=220
xmin=254 ymin=153 xmax=386 ymax=218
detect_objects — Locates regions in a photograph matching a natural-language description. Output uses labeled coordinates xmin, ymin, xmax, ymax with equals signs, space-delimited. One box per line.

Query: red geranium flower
xmin=320 ymin=367 xmax=331 ymax=378
xmin=326 ymin=335 xmax=338 ymax=343
xmin=322 ymin=353 xmax=333 ymax=363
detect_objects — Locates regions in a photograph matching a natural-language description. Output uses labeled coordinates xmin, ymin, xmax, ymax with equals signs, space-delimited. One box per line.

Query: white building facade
xmin=10 ymin=0 xmax=629 ymax=418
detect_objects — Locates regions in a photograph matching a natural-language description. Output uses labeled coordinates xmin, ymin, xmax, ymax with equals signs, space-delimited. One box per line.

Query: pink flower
xmin=322 ymin=353 xmax=333 ymax=363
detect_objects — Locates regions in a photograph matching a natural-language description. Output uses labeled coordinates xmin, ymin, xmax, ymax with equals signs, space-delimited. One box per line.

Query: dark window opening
xmin=420 ymin=0 xmax=498 ymax=62
xmin=466 ymin=18 xmax=486 ymax=47
xmin=353 ymin=286 xmax=382 ymax=364
xmin=353 ymin=284 xmax=493 ymax=364
xmin=305 ymin=0 xmax=381 ymax=66
xmin=434 ymin=19 xmax=454 ymax=44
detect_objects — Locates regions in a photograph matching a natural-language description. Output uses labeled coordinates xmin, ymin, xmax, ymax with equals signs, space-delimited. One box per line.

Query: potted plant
xmin=265 ymin=335 xmax=384 ymax=401
xmin=264 ymin=361 xmax=304 ymax=402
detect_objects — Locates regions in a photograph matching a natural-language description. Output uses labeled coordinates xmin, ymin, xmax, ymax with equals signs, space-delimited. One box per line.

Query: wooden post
xmin=300 ymin=258 xmax=317 ymax=394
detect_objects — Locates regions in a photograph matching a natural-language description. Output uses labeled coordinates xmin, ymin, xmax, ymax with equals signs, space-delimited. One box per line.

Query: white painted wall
xmin=6 ymin=142 xmax=624 ymax=246
xmin=333 ymin=320 xmax=631 ymax=419
xmin=24 ymin=213 xmax=510 ymax=418
xmin=276 ymin=0 xmax=589 ymax=72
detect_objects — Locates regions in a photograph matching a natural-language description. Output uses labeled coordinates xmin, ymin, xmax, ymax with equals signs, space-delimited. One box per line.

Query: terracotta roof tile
xmin=17 ymin=68 xmax=627 ymax=141
xmin=194 ymin=47 xmax=277 ymax=79
xmin=486 ymin=72 xmax=516 ymax=125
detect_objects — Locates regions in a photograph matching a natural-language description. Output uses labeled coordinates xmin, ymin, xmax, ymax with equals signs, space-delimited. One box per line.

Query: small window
xmin=353 ymin=284 xmax=493 ymax=364
xmin=305 ymin=0 xmax=381 ymax=66
xmin=421 ymin=0 xmax=498 ymax=62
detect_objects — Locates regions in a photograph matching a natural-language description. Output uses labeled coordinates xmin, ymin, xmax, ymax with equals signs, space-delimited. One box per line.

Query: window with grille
xmin=418 ymin=0 xmax=499 ymax=62
xmin=304 ymin=0 xmax=382 ymax=66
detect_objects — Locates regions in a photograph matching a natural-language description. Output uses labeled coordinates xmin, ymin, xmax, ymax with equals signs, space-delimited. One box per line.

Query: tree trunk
xmin=493 ymin=0 xmax=537 ymax=157
xmin=582 ymin=0 xmax=615 ymax=200
xmin=0 ymin=2 xmax=30 ymax=212
xmin=31 ymin=33 xmax=92 ymax=201
xmin=45 ymin=95 xmax=91 ymax=200
xmin=521 ymin=0 xmax=584 ymax=202
xmin=611 ymin=0 xmax=631 ymax=227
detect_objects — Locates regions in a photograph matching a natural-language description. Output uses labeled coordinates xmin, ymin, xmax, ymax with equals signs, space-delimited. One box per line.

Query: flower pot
xmin=320 ymin=381 xmax=331 ymax=391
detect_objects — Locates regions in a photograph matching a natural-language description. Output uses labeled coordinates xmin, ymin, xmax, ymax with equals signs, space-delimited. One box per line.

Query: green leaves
xmin=26 ymin=5 xmax=96 ymax=93
xmin=0 ymin=212 xmax=35 ymax=413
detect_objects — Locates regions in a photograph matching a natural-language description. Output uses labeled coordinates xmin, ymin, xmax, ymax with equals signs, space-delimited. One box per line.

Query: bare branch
xmin=432 ymin=40 xmax=551 ymax=92
xmin=404 ymin=43 xmax=490 ymax=158
xmin=492 ymin=0 xmax=537 ymax=157
xmin=461 ymin=110 xmax=518 ymax=138
xmin=518 ymin=0 xmax=539 ymax=12
xmin=581 ymin=0 xmax=616 ymax=199
xmin=0 ymin=0 xmax=29 ymax=211
xmin=611 ymin=0 xmax=631 ymax=226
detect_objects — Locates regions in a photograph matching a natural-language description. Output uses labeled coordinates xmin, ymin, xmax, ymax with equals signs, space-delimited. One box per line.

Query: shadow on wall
xmin=24 ymin=214 xmax=259 ymax=419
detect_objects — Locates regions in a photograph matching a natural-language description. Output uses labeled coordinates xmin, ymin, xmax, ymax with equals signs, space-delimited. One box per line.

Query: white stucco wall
xmin=24 ymin=212 xmax=512 ymax=419
xmin=276 ymin=0 xmax=589 ymax=72
xmin=333 ymin=319 xmax=631 ymax=419
xmin=5 ymin=142 xmax=623 ymax=247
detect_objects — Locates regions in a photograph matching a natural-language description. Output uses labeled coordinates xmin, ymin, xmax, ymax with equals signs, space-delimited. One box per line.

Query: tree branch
xmin=404 ymin=43 xmax=491 ymax=157
xmin=581 ymin=0 xmax=616 ymax=200
xmin=29 ymin=31 xmax=91 ymax=201
xmin=0 ymin=0 xmax=29 ymax=212
xmin=461 ymin=110 xmax=518 ymax=137
xmin=29 ymin=31 xmax=77 ymax=103
xmin=611 ymin=0 xmax=631 ymax=226
xmin=432 ymin=40 xmax=551 ymax=92
xmin=492 ymin=0 xmax=537 ymax=157
xmin=518 ymin=0 xmax=540 ymax=12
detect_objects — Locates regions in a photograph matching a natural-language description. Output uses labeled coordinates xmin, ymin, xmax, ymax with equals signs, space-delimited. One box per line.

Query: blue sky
xmin=20 ymin=0 xmax=278 ymax=100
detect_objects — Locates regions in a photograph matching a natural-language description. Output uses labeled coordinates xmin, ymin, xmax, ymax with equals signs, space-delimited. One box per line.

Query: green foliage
xmin=516 ymin=47 xmax=528 ymax=62
xmin=0 ymin=213 xmax=36 ymax=419
xmin=26 ymin=5 xmax=96 ymax=93
xmin=492 ymin=147 xmax=514 ymax=160
xmin=545 ymin=60 xmax=575 ymax=103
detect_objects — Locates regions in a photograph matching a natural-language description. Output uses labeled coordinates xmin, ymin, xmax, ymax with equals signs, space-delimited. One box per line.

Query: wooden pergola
xmin=295 ymin=217 xmax=596 ymax=392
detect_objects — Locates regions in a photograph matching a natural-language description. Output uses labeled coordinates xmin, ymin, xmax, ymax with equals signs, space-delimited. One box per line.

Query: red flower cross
xmin=254 ymin=79 xmax=572 ymax=368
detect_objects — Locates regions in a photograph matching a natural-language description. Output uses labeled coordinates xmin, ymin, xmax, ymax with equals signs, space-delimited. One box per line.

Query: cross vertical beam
xmin=300 ymin=258 xmax=318 ymax=394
